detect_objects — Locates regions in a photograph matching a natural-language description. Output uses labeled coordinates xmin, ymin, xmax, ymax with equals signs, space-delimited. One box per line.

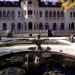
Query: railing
xmin=54 ymin=30 xmax=75 ymax=36
xmin=1 ymin=30 xmax=75 ymax=37
xmin=13 ymin=30 xmax=48 ymax=34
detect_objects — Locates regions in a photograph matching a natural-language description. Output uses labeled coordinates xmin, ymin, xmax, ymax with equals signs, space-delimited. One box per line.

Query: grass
xmin=0 ymin=39 xmax=67 ymax=47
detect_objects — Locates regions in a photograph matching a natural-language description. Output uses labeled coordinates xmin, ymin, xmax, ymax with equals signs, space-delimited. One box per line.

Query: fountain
xmin=30 ymin=35 xmax=51 ymax=51
xmin=31 ymin=35 xmax=45 ymax=50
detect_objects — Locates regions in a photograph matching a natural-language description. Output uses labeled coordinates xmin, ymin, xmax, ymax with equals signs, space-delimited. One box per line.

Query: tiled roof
xmin=38 ymin=0 xmax=62 ymax=7
xmin=0 ymin=1 xmax=21 ymax=7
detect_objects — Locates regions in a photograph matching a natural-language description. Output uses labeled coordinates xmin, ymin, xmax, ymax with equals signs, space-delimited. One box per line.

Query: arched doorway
xmin=17 ymin=23 xmax=22 ymax=31
xmin=45 ymin=23 xmax=49 ymax=30
xmin=39 ymin=23 xmax=43 ymax=30
xmin=3 ymin=23 xmax=7 ymax=30
xmin=69 ymin=23 xmax=74 ymax=30
xmin=28 ymin=22 xmax=32 ymax=30
xmin=60 ymin=23 xmax=64 ymax=30
xmin=53 ymin=23 xmax=57 ymax=30
xmin=11 ymin=23 xmax=15 ymax=31
xmin=71 ymin=23 xmax=74 ymax=30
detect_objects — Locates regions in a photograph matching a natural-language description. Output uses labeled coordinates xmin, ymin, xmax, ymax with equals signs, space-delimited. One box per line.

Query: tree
xmin=61 ymin=0 xmax=75 ymax=12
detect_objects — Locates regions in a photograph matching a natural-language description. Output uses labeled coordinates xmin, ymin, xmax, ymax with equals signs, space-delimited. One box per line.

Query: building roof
xmin=0 ymin=0 xmax=62 ymax=8
xmin=38 ymin=0 xmax=62 ymax=7
xmin=0 ymin=1 xmax=21 ymax=7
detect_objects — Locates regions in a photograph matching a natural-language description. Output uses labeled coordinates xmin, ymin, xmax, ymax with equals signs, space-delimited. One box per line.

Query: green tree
xmin=61 ymin=0 xmax=75 ymax=12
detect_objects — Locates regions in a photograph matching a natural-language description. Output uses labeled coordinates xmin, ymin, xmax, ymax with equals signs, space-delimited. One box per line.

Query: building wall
xmin=0 ymin=0 xmax=75 ymax=37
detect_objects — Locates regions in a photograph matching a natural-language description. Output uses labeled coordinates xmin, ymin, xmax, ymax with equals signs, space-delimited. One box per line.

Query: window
xmin=3 ymin=10 xmax=6 ymax=17
xmin=69 ymin=23 xmax=70 ymax=30
xmin=0 ymin=10 xmax=2 ymax=17
xmin=60 ymin=23 xmax=64 ymax=30
xmin=11 ymin=23 xmax=15 ymax=31
xmin=53 ymin=23 xmax=57 ymax=30
xmin=17 ymin=23 xmax=21 ymax=30
xmin=49 ymin=11 xmax=52 ymax=18
xmin=45 ymin=23 xmax=49 ymax=29
xmin=73 ymin=12 xmax=75 ymax=17
xmin=57 ymin=11 xmax=60 ymax=17
xmin=53 ymin=11 xmax=56 ymax=17
xmin=3 ymin=23 xmax=7 ymax=30
xmin=70 ymin=12 xmax=72 ymax=17
xmin=28 ymin=0 xmax=32 ymax=7
xmin=7 ymin=10 xmax=10 ymax=17
xmin=11 ymin=11 xmax=15 ymax=17
xmin=39 ymin=11 xmax=42 ymax=17
xmin=39 ymin=23 xmax=43 ymax=29
xmin=18 ymin=11 xmax=21 ymax=17
xmin=61 ymin=11 xmax=64 ymax=17
xmin=28 ymin=22 xmax=32 ymax=30
xmin=45 ymin=11 xmax=48 ymax=18
xmin=28 ymin=10 xmax=32 ymax=15
xmin=71 ymin=23 xmax=74 ymax=30
xmin=28 ymin=1 xmax=32 ymax=4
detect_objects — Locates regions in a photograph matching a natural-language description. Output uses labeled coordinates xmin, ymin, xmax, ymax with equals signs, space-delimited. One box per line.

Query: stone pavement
xmin=0 ymin=37 xmax=75 ymax=56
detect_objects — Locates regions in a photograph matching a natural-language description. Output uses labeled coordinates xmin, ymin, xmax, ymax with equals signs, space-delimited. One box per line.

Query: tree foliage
xmin=61 ymin=0 xmax=75 ymax=12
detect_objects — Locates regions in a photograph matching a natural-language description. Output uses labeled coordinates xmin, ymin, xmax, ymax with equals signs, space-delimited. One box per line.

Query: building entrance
xmin=28 ymin=22 xmax=32 ymax=30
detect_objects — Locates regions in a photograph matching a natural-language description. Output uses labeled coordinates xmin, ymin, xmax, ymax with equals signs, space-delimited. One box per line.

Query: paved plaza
xmin=0 ymin=37 xmax=75 ymax=56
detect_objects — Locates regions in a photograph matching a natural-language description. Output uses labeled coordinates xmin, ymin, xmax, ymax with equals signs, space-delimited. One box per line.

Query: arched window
xmin=3 ymin=23 xmax=7 ymax=30
xmin=57 ymin=11 xmax=60 ymax=17
xmin=7 ymin=10 xmax=10 ymax=17
xmin=28 ymin=0 xmax=32 ymax=7
xmin=3 ymin=10 xmax=6 ymax=17
xmin=61 ymin=11 xmax=64 ymax=17
xmin=28 ymin=10 xmax=32 ymax=15
xmin=11 ymin=11 xmax=15 ymax=17
xmin=60 ymin=23 xmax=64 ymax=30
xmin=69 ymin=23 xmax=70 ymax=30
xmin=39 ymin=23 xmax=43 ymax=30
xmin=11 ymin=23 xmax=15 ymax=31
xmin=53 ymin=11 xmax=56 ymax=17
xmin=28 ymin=1 xmax=32 ymax=4
xmin=45 ymin=11 xmax=48 ymax=18
xmin=0 ymin=10 xmax=2 ymax=17
xmin=70 ymin=12 xmax=72 ymax=17
xmin=28 ymin=22 xmax=32 ymax=30
xmin=17 ymin=23 xmax=21 ymax=30
xmin=45 ymin=23 xmax=49 ymax=30
xmin=18 ymin=11 xmax=21 ymax=17
xmin=39 ymin=11 xmax=42 ymax=17
xmin=73 ymin=12 xmax=75 ymax=17
xmin=53 ymin=23 xmax=57 ymax=30
xmin=49 ymin=11 xmax=52 ymax=18
xmin=71 ymin=23 xmax=74 ymax=30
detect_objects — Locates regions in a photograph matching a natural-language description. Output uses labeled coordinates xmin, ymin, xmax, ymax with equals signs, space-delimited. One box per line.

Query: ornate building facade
xmin=0 ymin=0 xmax=75 ymax=37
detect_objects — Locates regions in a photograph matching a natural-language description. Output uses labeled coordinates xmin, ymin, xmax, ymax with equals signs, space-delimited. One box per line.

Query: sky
xmin=0 ymin=0 xmax=19 ymax=1
xmin=0 ymin=0 xmax=59 ymax=2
